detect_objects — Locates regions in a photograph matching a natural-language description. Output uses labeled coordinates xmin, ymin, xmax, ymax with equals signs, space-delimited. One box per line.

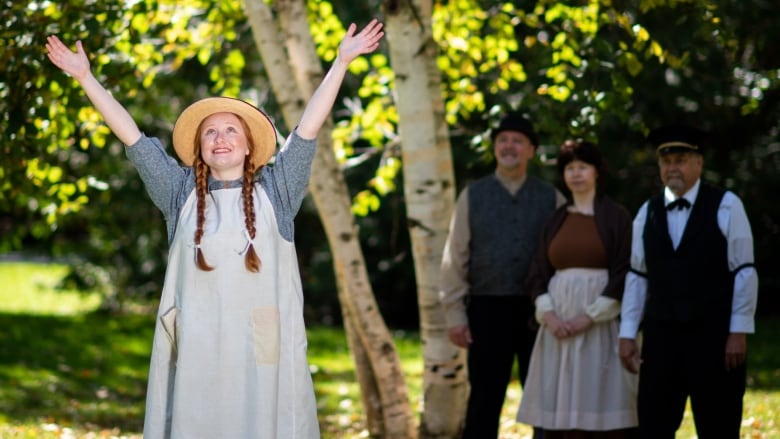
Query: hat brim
xmin=656 ymin=141 xmax=701 ymax=155
xmin=172 ymin=97 xmax=277 ymax=171
xmin=491 ymin=127 xmax=539 ymax=147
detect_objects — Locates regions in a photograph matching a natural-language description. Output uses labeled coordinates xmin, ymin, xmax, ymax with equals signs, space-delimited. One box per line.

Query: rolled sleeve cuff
xmin=729 ymin=315 xmax=755 ymax=334
xmin=445 ymin=303 xmax=469 ymax=329
xmin=619 ymin=321 xmax=640 ymax=339
xmin=534 ymin=293 xmax=554 ymax=324
xmin=585 ymin=296 xmax=621 ymax=323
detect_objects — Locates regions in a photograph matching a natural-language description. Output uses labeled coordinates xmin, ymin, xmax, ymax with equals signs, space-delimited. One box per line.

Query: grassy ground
xmin=0 ymin=261 xmax=778 ymax=438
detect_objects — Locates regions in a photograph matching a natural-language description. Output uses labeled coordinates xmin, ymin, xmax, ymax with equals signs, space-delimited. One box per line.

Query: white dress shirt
xmin=619 ymin=179 xmax=759 ymax=339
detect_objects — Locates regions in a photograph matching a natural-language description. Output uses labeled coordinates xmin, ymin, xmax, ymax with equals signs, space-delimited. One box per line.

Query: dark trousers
xmin=542 ymin=429 xmax=639 ymax=439
xmin=637 ymin=320 xmax=746 ymax=439
xmin=462 ymin=295 xmax=537 ymax=439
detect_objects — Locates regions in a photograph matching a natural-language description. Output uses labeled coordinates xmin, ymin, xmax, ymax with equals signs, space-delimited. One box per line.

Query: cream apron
xmin=142 ymin=185 xmax=319 ymax=438
xmin=517 ymin=268 xmax=638 ymax=430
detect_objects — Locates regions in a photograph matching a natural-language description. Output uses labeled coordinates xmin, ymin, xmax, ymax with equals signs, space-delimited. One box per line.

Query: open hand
xmin=337 ymin=19 xmax=384 ymax=65
xmin=46 ymin=36 xmax=91 ymax=81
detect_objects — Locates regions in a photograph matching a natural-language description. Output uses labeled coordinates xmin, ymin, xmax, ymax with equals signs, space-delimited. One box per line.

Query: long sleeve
xmin=534 ymin=293 xmax=554 ymax=324
xmin=535 ymin=292 xmax=621 ymax=324
xmin=125 ymin=134 xmax=194 ymax=245
xmin=125 ymin=134 xmax=189 ymax=221
xmin=720 ymin=192 xmax=759 ymax=333
xmin=439 ymin=188 xmax=472 ymax=328
xmin=260 ymin=130 xmax=317 ymax=242
xmin=586 ymin=296 xmax=622 ymax=322
xmin=262 ymin=129 xmax=316 ymax=216
xmin=619 ymin=202 xmax=649 ymax=339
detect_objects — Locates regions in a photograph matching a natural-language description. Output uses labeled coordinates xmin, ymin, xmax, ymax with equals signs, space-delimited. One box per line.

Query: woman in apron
xmin=517 ymin=140 xmax=639 ymax=439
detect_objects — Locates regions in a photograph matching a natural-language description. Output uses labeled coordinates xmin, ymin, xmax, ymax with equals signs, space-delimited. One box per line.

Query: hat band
xmin=656 ymin=141 xmax=699 ymax=152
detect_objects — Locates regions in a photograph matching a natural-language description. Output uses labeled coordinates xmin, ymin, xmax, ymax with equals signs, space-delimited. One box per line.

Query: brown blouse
xmin=548 ymin=212 xmax=608 ymax=270
xmin=525 ymin=195 xmax=633 ymax=301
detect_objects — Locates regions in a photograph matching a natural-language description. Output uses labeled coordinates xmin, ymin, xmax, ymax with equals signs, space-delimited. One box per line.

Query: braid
xmin=191 ymin=113 xmax=265 ymax=273
xmin=193 ymin=144 xmax=214 ymax=271
xmin=243 ymin=157 xmax=261 ymax=272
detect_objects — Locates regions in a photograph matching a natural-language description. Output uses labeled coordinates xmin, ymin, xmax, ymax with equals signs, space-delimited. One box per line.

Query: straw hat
xmin=172 ymin=97 xmax=277 ymax=170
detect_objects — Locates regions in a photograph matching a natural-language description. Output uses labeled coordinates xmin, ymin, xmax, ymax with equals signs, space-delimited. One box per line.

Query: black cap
xmin=647 ymin=124 xmax=706 ymax=155
xmin=491 ymin=112 xmax=539 ymax=146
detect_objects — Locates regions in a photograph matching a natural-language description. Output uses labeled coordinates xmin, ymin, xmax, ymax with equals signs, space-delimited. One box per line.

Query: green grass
xmin=0 ymin=263 xmax=101 ymax=315
xmin=0 ymin=261 xmax=778 ymax=438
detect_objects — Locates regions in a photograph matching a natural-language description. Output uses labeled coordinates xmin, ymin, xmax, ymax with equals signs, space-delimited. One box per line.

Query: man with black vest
xmin=618 ymin=125 xmax=758 ymax=438
xmin=439 ymin=112 xmax=564 ymax=438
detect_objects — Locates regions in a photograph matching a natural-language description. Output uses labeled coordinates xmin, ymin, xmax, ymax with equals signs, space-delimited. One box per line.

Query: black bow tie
xmin=666 ymin=198 xmax=691 ymax=211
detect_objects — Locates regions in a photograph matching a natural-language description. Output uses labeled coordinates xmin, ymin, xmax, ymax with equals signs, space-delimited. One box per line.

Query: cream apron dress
xmin=517 ymin=268 xmax=637 ymax=430
xmin=142 ymin=184 xmax=319 ymax=438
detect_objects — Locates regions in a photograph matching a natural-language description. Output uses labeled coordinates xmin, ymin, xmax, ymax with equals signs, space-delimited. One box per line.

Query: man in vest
xmin=618 ymin=124 xmax=759 ymax=438
xmin=439 ymin=112 xmax=564 ymax=438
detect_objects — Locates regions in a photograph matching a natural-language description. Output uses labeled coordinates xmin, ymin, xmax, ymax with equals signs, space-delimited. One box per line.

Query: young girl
xmin=47 ymin=19 xmax=383 ymax=438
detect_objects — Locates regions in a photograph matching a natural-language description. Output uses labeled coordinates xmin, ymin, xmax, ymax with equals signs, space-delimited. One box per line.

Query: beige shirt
xmin=439 ymin=171 xmax=566 ymax=328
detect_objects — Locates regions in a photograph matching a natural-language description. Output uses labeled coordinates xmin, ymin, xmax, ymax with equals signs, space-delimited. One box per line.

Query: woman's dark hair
xmin=556 ymin=139 xmax=606 ymax=177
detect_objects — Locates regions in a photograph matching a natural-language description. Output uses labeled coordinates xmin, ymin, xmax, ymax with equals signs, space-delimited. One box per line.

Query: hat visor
xmin=656 ymin=142 xmax=700 ymax=155
xmin=172 ymin=97 xmax=277 ymax=170
xmin=656 ymin=146 xmax=701 ymax=155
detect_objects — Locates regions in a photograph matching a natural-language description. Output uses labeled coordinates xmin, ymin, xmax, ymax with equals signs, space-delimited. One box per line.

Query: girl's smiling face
xmin=199 ymin=112 xmax=250 ymax=180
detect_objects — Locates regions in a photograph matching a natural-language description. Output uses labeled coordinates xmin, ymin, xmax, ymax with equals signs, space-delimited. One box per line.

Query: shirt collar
xmin=493 ymin=170 xmax=527 ymax=195
xmin=664 ymin=178 xmax=700 ymax=206
xmin=207 ymin=176 xmax=244 ymax=191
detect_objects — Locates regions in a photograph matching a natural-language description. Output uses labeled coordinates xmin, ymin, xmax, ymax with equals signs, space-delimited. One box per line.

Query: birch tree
xmin=242 ymin=0 xmax=415 ymax=436
xmin=381 ymin=1 xmax=466 ymax=437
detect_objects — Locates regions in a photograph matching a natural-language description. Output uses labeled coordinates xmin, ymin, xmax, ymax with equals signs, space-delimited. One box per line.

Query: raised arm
xmin=46 ymin=36 xmax=142 ymax=146
xmin=296 ymin=19 xmax=384 ymax=139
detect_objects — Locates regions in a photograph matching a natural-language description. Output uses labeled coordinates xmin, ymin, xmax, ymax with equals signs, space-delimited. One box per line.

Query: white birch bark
xmin=382 ymin=0 xmax=469 ymax=437
xmin=242 ymin=1 xmax=416 ymax=437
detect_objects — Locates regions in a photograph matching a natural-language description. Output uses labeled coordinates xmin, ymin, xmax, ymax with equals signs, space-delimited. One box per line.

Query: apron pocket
xmin=252 ymin=307 xmax=280 ymax=365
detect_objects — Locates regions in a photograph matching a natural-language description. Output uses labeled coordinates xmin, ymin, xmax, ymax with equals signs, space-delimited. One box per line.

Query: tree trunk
xmin=242 ymin=1 xmax=416 ymax=437
xmin=382 ymin=0 xmax=468 ymax=437
xmin=341 ymin=292 xmax=385 ymax=437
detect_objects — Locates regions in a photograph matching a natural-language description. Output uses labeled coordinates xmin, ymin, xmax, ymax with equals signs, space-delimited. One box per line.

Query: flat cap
xmin=647 ymin=124 xmax=706 ymax=155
